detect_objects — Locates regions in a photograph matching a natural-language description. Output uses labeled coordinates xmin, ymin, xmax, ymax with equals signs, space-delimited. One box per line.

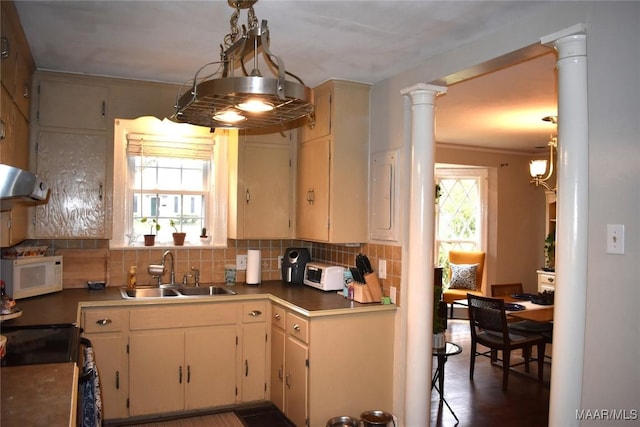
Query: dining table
xmin=454 ymin=297 xmax=554 ymax=322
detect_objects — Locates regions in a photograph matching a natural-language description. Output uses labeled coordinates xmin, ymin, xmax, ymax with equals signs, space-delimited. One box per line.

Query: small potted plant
xmin=170 ymin=219 xmax=186 ymax=246
xmin=199 ymin=227 xmax=210 ymax=243
xmin=544 ymin=230 xmax=556 ymax=270
xmin=141 ymin=218 xmax=160 ymax=246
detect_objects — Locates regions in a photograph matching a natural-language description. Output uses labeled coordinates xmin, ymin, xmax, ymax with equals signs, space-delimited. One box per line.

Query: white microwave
xmin=1 ymin=255 xmax=63 ymax=299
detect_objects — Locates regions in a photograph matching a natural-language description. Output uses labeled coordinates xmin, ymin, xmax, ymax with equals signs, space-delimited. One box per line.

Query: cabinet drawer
xmin=538 ymin=273 xmax=556 ymax=286
xmin=83 ymin=309 xmax=124 ymax=333
xmin=271 ymin=305 xmax=286 ymax=329
xmin=287 ymin=312 xmax=309 ymax=344
xmin=241 ymin=301 xmax=268 ymax=323
xmin=130 ymin=303 xmax=236 ymax=330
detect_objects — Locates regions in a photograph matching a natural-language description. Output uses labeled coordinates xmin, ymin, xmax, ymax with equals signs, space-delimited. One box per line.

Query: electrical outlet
xmin=378 ymin=259 xmax=387 ymax=279
xmin=236 ymin=254 xmax=248 ymax=270
xmin=278 ymin=256 xmax=284 ymax=269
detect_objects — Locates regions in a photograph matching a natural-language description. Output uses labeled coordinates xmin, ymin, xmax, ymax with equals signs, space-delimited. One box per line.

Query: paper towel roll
xmin=246 ymin=249 xmax=261 ymax=285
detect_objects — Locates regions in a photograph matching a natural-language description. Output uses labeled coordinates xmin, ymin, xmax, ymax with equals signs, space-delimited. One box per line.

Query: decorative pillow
xmin=449 ymin=263 xmax=479 ymax=290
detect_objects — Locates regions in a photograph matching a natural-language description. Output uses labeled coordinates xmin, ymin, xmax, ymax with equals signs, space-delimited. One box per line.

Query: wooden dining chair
xmin=467 ymin=294 xmax=546 ymax=391
xmin=491 ymin=283 xmax=524 ymax=297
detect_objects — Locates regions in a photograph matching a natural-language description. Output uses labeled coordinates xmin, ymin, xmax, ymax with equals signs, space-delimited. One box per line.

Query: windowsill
xmin=110 ymin=241 xmax=225 ymax=250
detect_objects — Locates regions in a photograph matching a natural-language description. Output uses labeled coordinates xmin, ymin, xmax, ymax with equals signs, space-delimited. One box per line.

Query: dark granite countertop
xmin=4 ymin=280 xmax=395 ymax=327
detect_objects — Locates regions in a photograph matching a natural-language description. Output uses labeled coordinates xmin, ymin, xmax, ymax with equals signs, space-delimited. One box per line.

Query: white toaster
xmin=303 ymin=263 xmax=344 ymax=291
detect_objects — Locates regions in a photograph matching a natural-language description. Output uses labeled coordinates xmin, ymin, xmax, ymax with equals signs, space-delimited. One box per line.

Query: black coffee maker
xmin=281 ymin=248 xmax=311 ymax=285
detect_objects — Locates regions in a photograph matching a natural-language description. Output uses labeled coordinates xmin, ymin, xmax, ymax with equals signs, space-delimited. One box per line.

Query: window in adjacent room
xmin=435 ymin=166 xmax=488 ymax=282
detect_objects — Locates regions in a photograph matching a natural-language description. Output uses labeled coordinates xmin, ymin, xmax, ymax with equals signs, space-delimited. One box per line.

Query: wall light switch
xmin=607 ymin=224 xmax=625 ymax=254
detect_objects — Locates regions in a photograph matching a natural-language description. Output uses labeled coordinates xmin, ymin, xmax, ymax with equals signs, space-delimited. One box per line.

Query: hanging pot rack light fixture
xmin=172 ymin=0 xmax=313 ymax=130
xmin=529 ymin=115 xmax=558 ymax=192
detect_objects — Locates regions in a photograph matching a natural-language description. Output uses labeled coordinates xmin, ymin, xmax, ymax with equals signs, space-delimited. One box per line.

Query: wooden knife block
xmin=352 ymin=272 xmax=384 ymax=303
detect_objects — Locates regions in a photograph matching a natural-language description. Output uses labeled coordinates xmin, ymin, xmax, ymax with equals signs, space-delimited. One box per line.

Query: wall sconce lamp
xmin=530 ymin=116 xmax=558 ymax=192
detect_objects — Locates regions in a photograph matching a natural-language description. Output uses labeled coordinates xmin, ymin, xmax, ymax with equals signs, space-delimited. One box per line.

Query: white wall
xmin=372 ymin=2 xmax=639 ymax=424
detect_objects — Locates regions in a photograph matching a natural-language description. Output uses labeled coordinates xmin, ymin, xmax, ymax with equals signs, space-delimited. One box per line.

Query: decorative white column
xmin=400 ymin=83 xmax=446 ymax=426
xmin=541 ymin=26 xmax=589 ymax=427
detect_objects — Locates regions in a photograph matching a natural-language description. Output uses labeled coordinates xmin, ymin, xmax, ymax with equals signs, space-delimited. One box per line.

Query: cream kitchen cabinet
xmin=34 ymin=131 xmax=108 ymax=238
xmin=270 ymin=304 xmax=394 ymax=427
xmin=81 ymin=308 xmax=129 ymax=420
xmin=296 ymin=80 xmax=370 ymax=243
xmin=1 ymin=0 xmax=35 ymax=120
xmin=239 ymin=301 xmax=269 ymax=402
xmin=128 ymin=304 xmax=238 ymax=417
xmin=228 ymin=131 xmax=293 ymax=239
xmin=270 ymin=304 xmax=308 ymax=426
xmin=31 ymin=75 xmax=110 ymax=238
xmin=1 ymin=1 xmax=33 ymax=247
xmin=37 ymin=79 xmax=108 ymax=130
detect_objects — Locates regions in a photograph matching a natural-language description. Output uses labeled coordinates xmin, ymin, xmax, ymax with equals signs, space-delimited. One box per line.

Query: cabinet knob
xmin=273 ymin=313 xmax=281 ymax=320
xmin=548 ymin=277 xmax=554 ymax=283
xmin=293 ymin=324 xmax=301 ymax=332
xmin=96 ymin=318 xmax=112 ymax=326
xmin=249 ymin=310 xmax=262 ymax=317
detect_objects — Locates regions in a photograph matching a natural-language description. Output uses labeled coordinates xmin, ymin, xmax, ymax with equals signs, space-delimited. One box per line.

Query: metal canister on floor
xmin=360 ymin=410 xmax=396 ymax=427
xmin=326 ymin=416 xmax=360 ymax=427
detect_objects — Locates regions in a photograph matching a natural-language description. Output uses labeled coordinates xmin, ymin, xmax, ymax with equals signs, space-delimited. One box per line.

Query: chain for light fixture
xmin=530 ymin=116 xmax=557 ymax=193
xmin=172 ymin=0 xmax=313 ymax=130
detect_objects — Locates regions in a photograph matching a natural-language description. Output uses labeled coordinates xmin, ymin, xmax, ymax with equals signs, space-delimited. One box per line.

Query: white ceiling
xmin=14 ymin=0 xmax=558 ymax=153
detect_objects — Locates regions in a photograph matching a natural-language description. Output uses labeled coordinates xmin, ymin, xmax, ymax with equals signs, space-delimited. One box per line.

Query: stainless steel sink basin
xmin=176 ymin=286 xmax=236 ymax=296
xmin=120 ymin=287 xmax=180 ymax=299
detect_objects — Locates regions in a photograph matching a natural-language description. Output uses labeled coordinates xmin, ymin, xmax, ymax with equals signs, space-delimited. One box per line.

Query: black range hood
xmin=0 ymin=164 xmax=49 ymax=209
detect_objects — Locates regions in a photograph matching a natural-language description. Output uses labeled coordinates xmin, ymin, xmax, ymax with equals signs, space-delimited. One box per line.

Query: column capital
xmin=401 ymin=83 xmax=447 ymax=103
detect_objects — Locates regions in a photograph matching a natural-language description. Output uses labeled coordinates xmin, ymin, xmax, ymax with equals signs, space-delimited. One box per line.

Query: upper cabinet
xmin=37 ymin=80 xmax=109 ymax=130
xmin=1 ymin=0 xmax=35 ymax=120
xmin=296 ymin=80 xmax=370 ymax=243
xmin=1 ymin=1 xmax=34 ymax=247
xmin=228 ymin=130 xmax=294 ymax=240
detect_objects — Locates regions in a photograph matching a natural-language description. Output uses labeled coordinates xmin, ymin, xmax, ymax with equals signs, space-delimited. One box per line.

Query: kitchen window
xmin=111 ymin=117 xmax=229 ymax=247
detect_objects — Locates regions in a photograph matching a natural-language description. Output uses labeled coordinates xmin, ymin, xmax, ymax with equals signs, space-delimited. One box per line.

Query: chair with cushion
xmin=467 ymin=294 xmax=545 ymax=391
xmin=442 ymin=250 xmax=485 ymax=318
xmin=491 ymin=283 xmax=524 ymax=297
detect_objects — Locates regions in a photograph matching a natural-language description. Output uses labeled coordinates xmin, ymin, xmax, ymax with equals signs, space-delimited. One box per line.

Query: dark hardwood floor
xmin=431 ymin=319 xmax=551 ymax=427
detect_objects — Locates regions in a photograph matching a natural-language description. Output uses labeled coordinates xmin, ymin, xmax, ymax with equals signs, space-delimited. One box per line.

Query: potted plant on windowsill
xmin=141 ymin=218 xmax=160 ymax=246
xmin=170 ymin=219 xmax=186 ymax=246
xmin=199 ymin=227 xmax=210 ymax=243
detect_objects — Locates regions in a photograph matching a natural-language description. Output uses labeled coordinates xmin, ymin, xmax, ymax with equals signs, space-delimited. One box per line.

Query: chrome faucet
xmin=162 ymin=250 xmax=176 ymax=286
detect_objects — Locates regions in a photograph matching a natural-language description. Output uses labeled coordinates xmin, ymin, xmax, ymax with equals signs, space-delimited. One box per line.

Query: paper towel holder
xmin=245 ymin=249 xmax=262 ymax=286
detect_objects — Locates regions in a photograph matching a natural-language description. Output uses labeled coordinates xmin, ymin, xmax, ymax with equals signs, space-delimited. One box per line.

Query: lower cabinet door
xmin=285 ymin=336 xmax=309 ymax=427
xmin=129 ymin=330 xmax=185 ymax=416
xmin=184 ymin=325 xmax=237 ymax=410
xmin=241 ymin=322 xmax=267 ymax=401
xmin=83 ymin=332 xmax=128 ymax=420
xmin=270 ymin=326 xmax=286 ymax=412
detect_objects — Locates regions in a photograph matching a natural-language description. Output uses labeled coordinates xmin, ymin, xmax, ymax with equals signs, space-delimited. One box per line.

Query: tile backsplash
xmin=29 ymin=238 xmax=403 ymax=299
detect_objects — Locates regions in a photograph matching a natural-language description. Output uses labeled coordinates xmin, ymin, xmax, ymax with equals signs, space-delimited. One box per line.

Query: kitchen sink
xmin=120 ymin=285 xmax=235 ymax=299
xmin=176 ymin=286 xmax=236 ymax=296
xmin=120 ymin=287 xmax=180 ymax=299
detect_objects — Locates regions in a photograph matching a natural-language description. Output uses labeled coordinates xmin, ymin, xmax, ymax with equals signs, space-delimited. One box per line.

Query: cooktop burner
xmin=1 ymin=324 xmax=80 ymax=366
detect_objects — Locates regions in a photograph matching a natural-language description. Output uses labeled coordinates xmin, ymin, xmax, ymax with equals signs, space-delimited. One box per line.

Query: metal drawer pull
xmin=116 ymin=371 xmax=120 ymax=389
xmin=274 ymin=313 xmax=281 ymax=320
xmin=293 ymin=324 xmax=301 ymax=332
xmin=96 ymin=318 xmax=112 ymax=326
xmin=245 ymin=360 xmax=249 ymax=377
xmin=548 ymin=277 xmax=554 ymax=283
xmin=249 ymin=310 xmax=262 ymax=317
xmin=278 ymin=367 xmax=283 ymax=380
xmin=179 ymin=366 xmax=183 ymax=384
xmin=285 ymin=373 xmax=291 ymax=388
xmin=187 ymin=365 xmax=191 ymax=383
